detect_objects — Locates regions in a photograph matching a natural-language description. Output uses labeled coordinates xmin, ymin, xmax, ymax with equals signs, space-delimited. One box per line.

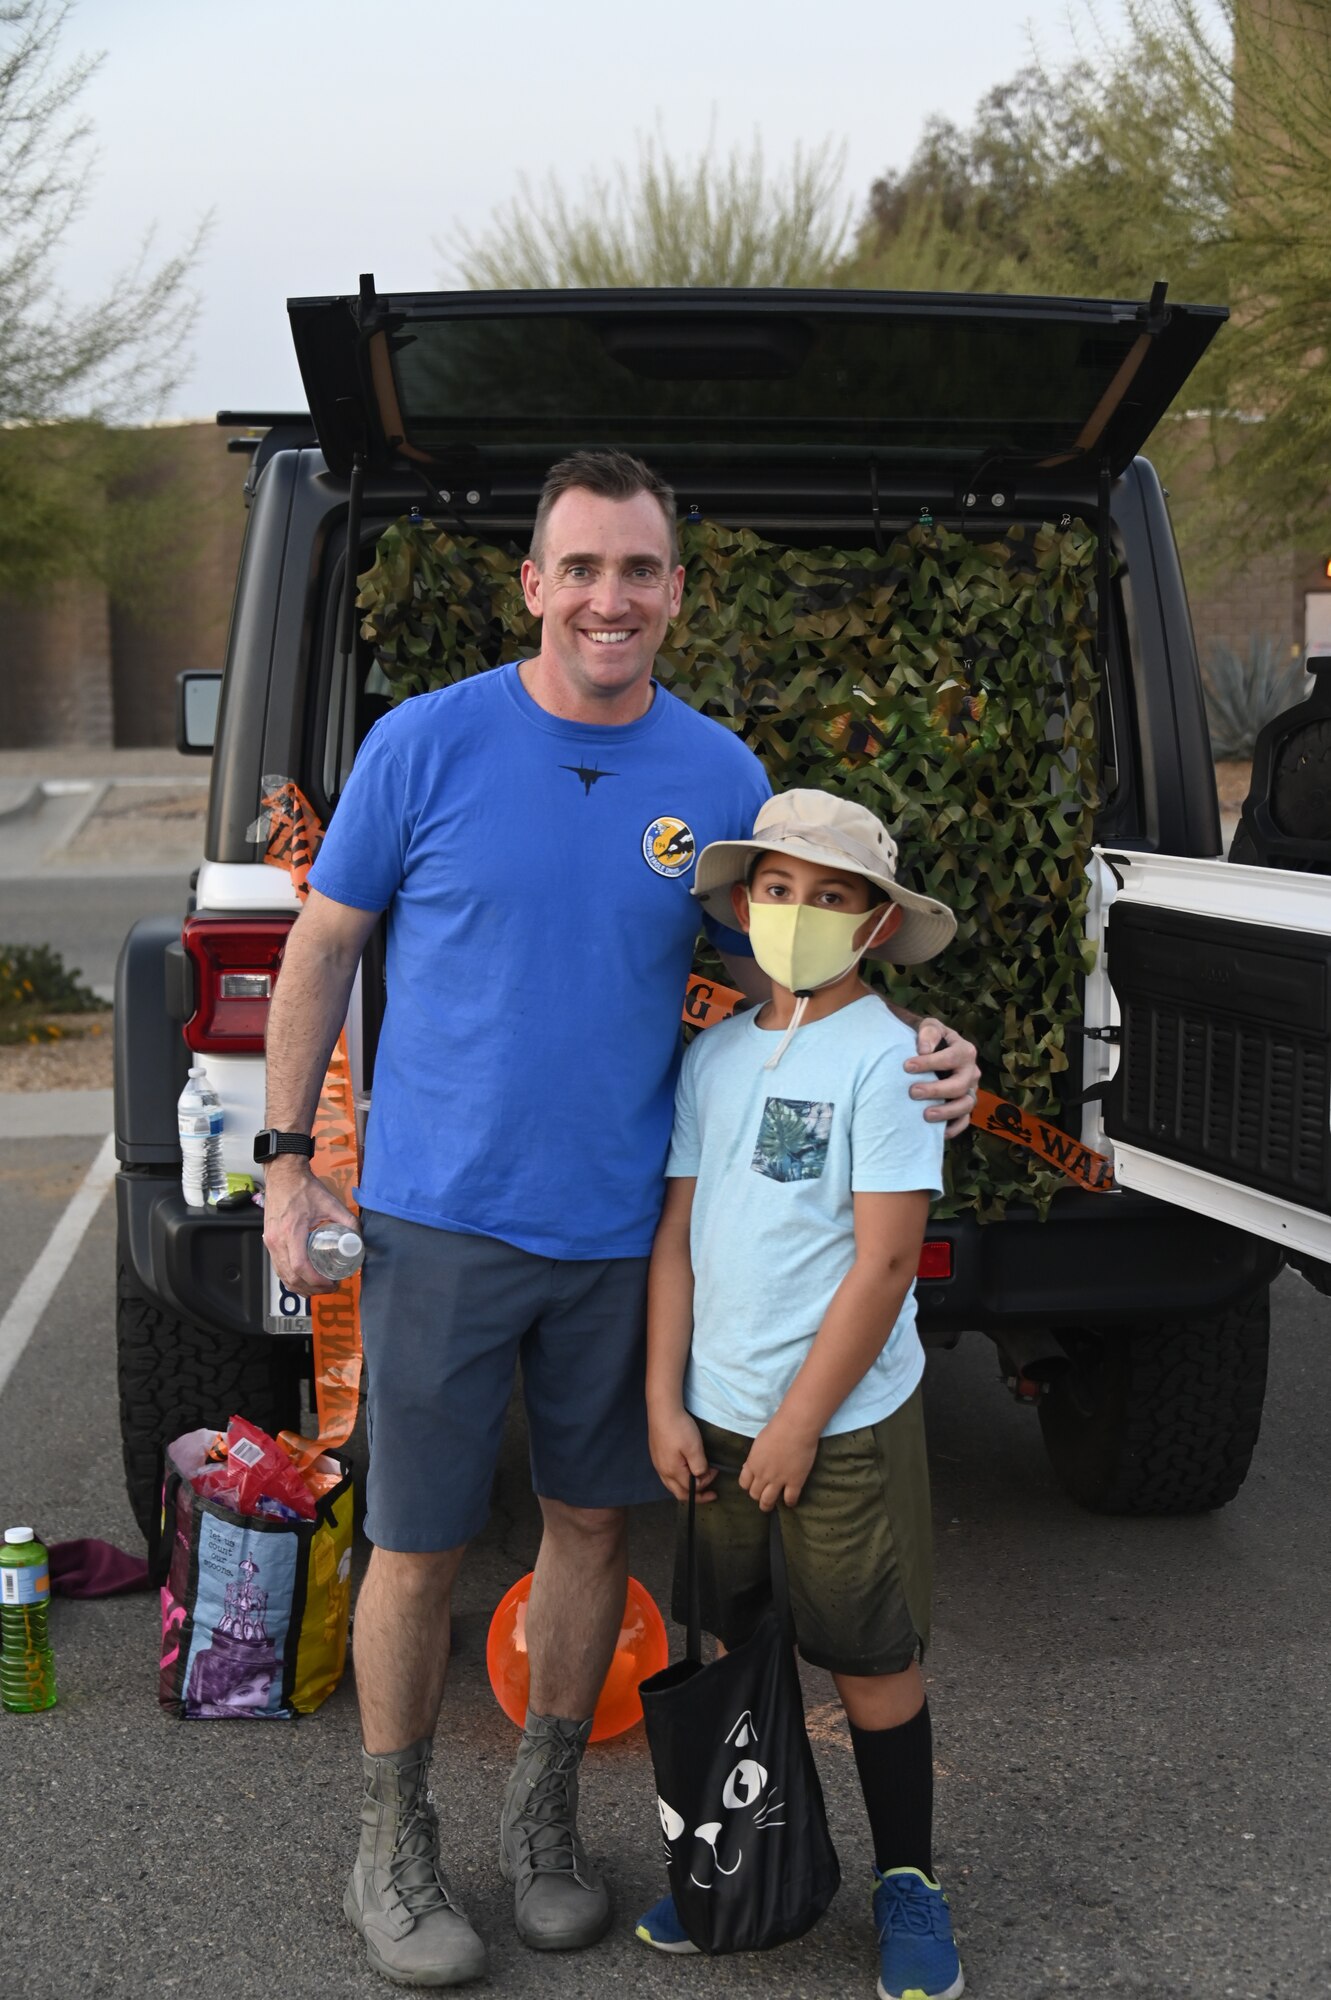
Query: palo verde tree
xmin=449 ymin=128 xmax=852 ymax=290
xmin=0 ymin=0 xmax=204 ymax=598
xmin=852 ymin=2 xmax=1331 ymax=559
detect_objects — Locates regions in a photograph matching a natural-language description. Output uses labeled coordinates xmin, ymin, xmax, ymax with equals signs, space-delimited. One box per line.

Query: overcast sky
xmin=55 ymin=0 xmax=1168 ymax=418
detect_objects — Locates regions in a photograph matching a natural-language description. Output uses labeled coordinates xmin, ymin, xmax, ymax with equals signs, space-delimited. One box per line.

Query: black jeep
xmin=116 ymin=281 xmax=1331 ymax=1538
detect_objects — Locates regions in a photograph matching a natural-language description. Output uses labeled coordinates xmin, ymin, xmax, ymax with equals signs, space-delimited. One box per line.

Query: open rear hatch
xmin=287 ymin=278 xmax=1225 ymax=511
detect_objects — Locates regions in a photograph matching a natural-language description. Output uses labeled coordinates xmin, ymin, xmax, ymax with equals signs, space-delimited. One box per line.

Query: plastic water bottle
xmin=1 ymin=1527 xmax=57 ymax=1713
xmin=307 ymin=1225 xmax=364 ymax=1281
xmin=177 ymin=1065 xmax=225 ymax=1208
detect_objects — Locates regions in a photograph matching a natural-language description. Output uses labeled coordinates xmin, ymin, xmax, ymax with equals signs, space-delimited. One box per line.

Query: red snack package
xmin=192 ymin=1416 xmax=318 ymax=1520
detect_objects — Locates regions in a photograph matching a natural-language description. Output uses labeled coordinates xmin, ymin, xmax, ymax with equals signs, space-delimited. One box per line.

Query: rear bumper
xmin=118 ymin=1171 xmax=1281 ymax=1344
xmin=117 ymin=1172 xmax=270 ymax=1340
xmin=915 ymin=1188 xmax=1282 ymax=1335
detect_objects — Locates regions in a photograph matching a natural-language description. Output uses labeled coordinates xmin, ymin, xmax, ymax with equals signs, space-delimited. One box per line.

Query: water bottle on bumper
xmin=177 ymin=1065 xmax=225 ymax=1208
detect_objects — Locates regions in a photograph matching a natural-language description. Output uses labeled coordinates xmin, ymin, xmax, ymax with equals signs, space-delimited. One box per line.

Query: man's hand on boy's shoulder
xmin=894 ymin=1011 xmax=980 ymax=1140
xmin=739 ymin=1413 xmax=819 ymax=1512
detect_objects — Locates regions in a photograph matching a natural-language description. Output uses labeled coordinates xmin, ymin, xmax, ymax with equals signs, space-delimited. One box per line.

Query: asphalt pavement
xmin=1 ymin=1124 xmax=1329 ymax=2000
xmin=0 ymin=753 xmax=204 ymax=999
xmin=0 ymin=761 xmax=1324 ymax=1999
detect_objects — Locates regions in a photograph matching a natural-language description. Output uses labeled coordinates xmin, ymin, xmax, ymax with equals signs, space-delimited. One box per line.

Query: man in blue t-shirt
xmin=261 ymin=451 xmax=980 ymax=1988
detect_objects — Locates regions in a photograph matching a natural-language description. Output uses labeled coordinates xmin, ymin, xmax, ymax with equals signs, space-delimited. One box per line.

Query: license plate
xmin=265 ymin=1252 xmax=312 ymax=1335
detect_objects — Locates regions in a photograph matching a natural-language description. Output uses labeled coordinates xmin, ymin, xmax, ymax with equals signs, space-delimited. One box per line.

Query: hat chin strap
xmin=761 ymin=906 xmax=896 ymax=1071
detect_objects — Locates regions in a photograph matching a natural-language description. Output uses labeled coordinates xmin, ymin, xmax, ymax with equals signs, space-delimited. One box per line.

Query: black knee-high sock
xmin=848 ymin=1700 xmax=934 ymax=1878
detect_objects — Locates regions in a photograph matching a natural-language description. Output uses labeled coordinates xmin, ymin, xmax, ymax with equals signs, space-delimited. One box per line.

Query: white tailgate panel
xmin=1091 ymin=848 xmax=1331 ymax=1263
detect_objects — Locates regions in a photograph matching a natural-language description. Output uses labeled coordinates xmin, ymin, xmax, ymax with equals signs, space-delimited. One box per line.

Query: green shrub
xmin=356 ymin=514 xmax=1104 ymax=1220
xmin=0 ymin=942 xmax=102 ymax=1012
xmin=0 ymin=942 xmax=107 ymax=1044
xmin=1202 ymin=636 xmax=1308 ymax=761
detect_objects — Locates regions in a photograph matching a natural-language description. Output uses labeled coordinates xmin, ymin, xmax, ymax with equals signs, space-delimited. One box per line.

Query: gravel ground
xmin=0 ymin=1014 xmax=113 ymax=1092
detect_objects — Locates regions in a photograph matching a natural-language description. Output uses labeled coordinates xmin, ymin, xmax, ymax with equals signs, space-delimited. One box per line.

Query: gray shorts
xmin=358 ymin=1210 xmax=667 ymax=1551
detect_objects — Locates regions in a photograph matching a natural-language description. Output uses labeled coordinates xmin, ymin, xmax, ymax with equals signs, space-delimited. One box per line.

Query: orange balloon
xmin=486 ymin=1572 xmax=669 ymax=1742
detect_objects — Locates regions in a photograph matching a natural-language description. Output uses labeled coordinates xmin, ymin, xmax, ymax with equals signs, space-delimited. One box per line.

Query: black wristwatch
xmin=252 ymin=1129 xmax=316 ymax=1163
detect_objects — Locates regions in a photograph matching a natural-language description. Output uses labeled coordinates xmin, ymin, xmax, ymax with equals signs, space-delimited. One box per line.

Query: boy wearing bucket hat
xmin=637 ymin=788 xmax=964 ymax=2000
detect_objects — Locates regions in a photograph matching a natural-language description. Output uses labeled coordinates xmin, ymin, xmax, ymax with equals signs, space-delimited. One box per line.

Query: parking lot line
xmin=0 ymin=1131 xmax=116 ymax=1399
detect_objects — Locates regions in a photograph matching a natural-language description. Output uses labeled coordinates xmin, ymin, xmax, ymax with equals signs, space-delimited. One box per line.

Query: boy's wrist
xmin=767 ymin=1403 xmax=820 ymax=1448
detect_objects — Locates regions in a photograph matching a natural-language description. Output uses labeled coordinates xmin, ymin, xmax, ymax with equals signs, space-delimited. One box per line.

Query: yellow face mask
xmin=746 ymin=901 xmax=885 ymax=996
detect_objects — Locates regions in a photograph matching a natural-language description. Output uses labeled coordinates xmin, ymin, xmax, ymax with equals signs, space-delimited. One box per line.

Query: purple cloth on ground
xmin=48 ymin=1538 xmax=151 ymax=1597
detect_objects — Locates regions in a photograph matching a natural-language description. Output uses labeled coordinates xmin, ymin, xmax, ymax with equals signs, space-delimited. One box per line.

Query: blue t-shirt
xmin=666 ymin=996 xmax=944 ymax=1437
xmin=308 ymin=663 xmax=771 ymax=1257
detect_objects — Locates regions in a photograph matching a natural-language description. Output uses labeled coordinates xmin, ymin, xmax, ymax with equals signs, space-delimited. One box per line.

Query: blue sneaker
xmin=872 ymin=1867 xmax=963 ymax=2000
xmin=634 ymin=1892 xmax=698 ymax=1954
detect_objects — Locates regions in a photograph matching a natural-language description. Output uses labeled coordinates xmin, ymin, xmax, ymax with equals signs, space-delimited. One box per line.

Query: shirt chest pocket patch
xmin=751 ymin=1098 xmax=835 ymax=1183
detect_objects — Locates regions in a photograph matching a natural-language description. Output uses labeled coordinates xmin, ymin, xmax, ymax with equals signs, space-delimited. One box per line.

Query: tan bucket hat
xmin=693 ymin=788 xmax=956 ymax=966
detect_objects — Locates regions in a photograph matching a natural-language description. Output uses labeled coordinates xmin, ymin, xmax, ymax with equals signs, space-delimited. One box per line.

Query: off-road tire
xmin=1037 ymin=1288 xmax=1270 ymax=1515
xmin=117 ymin=1260 xmax=306 ymax=1542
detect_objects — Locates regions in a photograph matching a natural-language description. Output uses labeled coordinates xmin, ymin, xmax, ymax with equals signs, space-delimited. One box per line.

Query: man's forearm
xmin=264 ymin=908 xmax=365 ymax=1131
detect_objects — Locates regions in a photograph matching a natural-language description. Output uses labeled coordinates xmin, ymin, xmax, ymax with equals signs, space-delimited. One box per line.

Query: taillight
xmin=182 ymin=916 xmax=293 ymax=1054
xmin=917 ymin=1240 xmax=953 ymax=1281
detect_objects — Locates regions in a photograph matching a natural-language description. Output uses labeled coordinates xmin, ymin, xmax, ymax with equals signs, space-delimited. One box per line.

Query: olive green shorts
xmin=672 ymin=1387 xmax=933 ymax=1678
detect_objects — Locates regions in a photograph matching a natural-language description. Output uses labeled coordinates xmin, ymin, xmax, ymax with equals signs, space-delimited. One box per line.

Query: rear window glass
xmin=387 ymin=309 xmax=1145 ymax=460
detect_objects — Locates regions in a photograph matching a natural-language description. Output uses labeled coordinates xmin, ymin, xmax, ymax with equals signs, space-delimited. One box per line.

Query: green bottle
xmin=1 ymin=1527 xmax=57 ymax=1712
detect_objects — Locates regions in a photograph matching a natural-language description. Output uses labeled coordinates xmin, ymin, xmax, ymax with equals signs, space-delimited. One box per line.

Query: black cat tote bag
xmin=637 ymin=1480 xmax=840 ymax=1954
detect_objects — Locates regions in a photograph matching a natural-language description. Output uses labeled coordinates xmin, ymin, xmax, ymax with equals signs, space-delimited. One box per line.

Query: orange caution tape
xmin=971 ymin=1087 xmax=1116 ymax=1193
xmin=259 ymin=779 xmax=365 ymax=1466
xmin=680 ymin=977 xmax=1115 ymax=1194
xmin=682 ymin=972 xmax=746 ymax=1028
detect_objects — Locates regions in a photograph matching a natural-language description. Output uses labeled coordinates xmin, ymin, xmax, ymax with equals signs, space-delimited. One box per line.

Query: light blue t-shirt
xmin=308 ymin=663 xmax=771 ymax=1258
xmin=667 ymin=995 xmax=944 ymax=1437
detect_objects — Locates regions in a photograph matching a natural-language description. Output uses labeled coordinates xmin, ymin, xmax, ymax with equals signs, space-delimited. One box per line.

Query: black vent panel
xmin=1106 ymin=904 xmax=1331 ymax=1213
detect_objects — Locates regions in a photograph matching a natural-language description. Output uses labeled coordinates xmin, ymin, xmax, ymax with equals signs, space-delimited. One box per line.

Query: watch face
xmin=254 ymin=1130 xmax=312 ymax=1161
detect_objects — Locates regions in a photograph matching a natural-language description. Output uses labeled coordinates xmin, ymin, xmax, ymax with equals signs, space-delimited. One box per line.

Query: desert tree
xmin=0 ymin=0 xmax=205 ymax=597
xmin=449 ymin=127 xmax=851 ymax=290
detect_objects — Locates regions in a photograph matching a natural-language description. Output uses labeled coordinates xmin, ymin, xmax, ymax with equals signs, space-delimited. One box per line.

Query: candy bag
xmin=193 ymin=1416 xmax=317 ymax=1521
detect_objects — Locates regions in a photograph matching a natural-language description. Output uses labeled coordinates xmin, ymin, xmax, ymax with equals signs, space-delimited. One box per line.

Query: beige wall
xmin=0 ymin=581 xmax=115 ymax=748
xmin=0 ymin=422 xmax=250 ymax=750
xmin=108 ymin=424 xmax=250 ymax=747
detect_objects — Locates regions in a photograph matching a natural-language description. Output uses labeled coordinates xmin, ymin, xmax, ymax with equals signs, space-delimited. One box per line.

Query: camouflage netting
xmin=356 ymin=515 xmax=1103 ymax=1220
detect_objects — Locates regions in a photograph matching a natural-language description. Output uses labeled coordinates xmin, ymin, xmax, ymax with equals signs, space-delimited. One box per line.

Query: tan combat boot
xmin=499 ymin=1710 xmax=611 ymax=1950
xmin=344 ymin=1737 xmax=488 ymax=1987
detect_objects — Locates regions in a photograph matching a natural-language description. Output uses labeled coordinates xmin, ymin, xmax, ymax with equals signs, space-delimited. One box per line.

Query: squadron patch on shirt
xmin=642 ymin=816 xmax=697 ymax=878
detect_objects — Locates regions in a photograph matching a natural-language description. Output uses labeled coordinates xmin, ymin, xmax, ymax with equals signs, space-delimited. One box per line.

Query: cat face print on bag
xmin=657 ymin=1709 xmax=787 ymax=1889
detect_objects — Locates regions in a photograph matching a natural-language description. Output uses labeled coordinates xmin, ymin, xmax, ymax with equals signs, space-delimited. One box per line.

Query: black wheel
xmin=117 ymin=1260 xmax=306 ymax=1541
xmin=1037 ymin=1288 xmax=1270 ymax=1515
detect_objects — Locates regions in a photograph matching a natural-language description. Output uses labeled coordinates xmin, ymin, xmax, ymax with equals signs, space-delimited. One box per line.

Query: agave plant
xmin=1202 ymin=637 xmax=1309 ymax=761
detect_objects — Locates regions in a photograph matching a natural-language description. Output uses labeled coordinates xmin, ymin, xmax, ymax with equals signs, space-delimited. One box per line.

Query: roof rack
xmin=216 ymin=423 xmax=318 ymax=501
xmin=216 ymin=410 xmax=310 ymax=428
xmin=215 ymin=411 xmax=319 ymax=505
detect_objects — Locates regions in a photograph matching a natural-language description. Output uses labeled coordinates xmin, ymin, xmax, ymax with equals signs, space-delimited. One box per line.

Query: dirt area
xmin=0 ymin=1014 xmax=113 ymax=1093
xmin=60 ymin=784 xmax=208 ymax=864
xmin=1213 ymin=758 xmax=1253 ymax=813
